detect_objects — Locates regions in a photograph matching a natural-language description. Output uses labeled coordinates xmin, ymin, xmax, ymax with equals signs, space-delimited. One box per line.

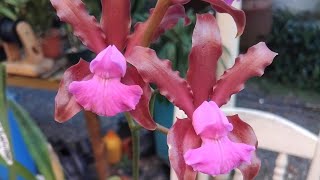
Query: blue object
xmin=0 ymin=110 xmax=37 ymax=179
xmin=153 ymin=98 xmax=174 ymax=163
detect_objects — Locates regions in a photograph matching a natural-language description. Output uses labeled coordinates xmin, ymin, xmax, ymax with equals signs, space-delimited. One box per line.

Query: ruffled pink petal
xmin=90 ymin=45 xmax=126 ymax=78
xmin=192 ymin=101 xmax=233 ymax=139
xmin=184 ymin=136 xmax=255 ymax=176
xmin=68 ymin=75 xmax=142 ymax=116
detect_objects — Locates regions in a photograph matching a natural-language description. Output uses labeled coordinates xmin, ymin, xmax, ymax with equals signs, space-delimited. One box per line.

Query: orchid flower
xmin=68 ymin=45 xmax=143 ymax=117
xmin=126 ymin=12 xmax=277 ymax=179
xmin=184 ymin=101 xmax=255 ymax=175
xmin=50 ymin=0 xmax=189 ymax=130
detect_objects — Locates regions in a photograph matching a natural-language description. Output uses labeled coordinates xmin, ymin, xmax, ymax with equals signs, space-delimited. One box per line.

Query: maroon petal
xmin=101 ymin=0 xmax=131 ymax=51
xmin=168 ymin=118 xmax=201 ymax=180
xmin=126 ymin=46 xmax=194 ymax=118
xmin=239 ymin=154 xmax=261 ymax=180
xmin=126 ymin=4 xmax=189 ymax=53
xmin=55 ymin=60 xmax=92 ymax=122
xmin=203 ymin=0 xmax=246 ymax=37
xmin=187 ymin=13 xmax=222 ymax=108
xmin=228 ymin=115 xmax=260 ymax=180
xmin=211 ymin=42 xmax=277 ymax=107
xmin=50 ymin=0 xmax=107 ymax=54
xmin=152 ymin=4 xmax=191 ymax=40
xmin=122 ymin=66 xmax=157 ymax=130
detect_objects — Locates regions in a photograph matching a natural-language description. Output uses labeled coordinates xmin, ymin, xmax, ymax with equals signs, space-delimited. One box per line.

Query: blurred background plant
xmin=0 ymin=0 xmax=56 ymax=35
xmin=265 ymin=9 xmax=320 ymax=90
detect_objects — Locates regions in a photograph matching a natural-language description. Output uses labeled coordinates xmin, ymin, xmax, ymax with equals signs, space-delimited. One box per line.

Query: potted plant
xmin=0 ymin=0 xmax=63 ymax=59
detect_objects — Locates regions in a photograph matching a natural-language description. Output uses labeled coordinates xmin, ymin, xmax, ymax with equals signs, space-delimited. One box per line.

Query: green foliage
xmin=0 ymin=0 xmax=56 ymax=34
xmin=0 ymin=63 xmax=60 ymax=179
xmin=152 ymin=11 xmax=196 ymax=77
xmin=9 ymin=100 xmax=57 ymax=180
xmin=0 ymin=0 xmax=29 ymax=20
xmin=265 ymin=10 xmax=320 ymax=90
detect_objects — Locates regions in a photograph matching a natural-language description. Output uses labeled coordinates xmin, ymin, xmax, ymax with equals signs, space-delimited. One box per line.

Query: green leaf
xmin=11 ymin=160 xmax=37 ymax=180
xmin=0 ymin=64 xmax=16 ymax=180
xmin=9 ymin=100 xmax=56 ymax=180
xmin=0 ymin=7 xmax=17 ymax=20
xmin=0 ymin=64 xmax=13 ymax=155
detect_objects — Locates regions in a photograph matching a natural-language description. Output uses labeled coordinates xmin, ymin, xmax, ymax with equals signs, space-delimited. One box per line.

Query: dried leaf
xmin=211 ymin=42 xmax=277 ymax=107
xmin=55 ymin=60 xmax=92 ymax=122
xmin=167 ymin=118 xmax=201 ymax=180
xmin=122 ymin=66 xmax=157 ymax=130
xmin=187 ymin=13 xmax=222 ymax=108
xmin=101 ymin=0 xmax=131 ymax=51
xmin=126 ymin=46 xmax=194 ymax=117
xmin=203 ymin=0 xmax=246 ymax=37
xmin=50 ymin=0 xmax=107 ymax=53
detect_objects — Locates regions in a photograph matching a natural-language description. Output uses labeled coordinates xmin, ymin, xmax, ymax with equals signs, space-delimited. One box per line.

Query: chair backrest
xmin=222 ymin=107 xmax=320 ymax=180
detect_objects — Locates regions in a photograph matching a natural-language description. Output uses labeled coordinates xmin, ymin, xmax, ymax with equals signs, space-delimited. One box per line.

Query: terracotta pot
xmin=240 ymin=0 xmax=273 ymax=50
xmin=41 ymin=29 xmax=63 ymax=59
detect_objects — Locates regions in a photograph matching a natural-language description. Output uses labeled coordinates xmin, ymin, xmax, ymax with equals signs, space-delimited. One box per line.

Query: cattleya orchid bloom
xmin=184 ymin=101 xmax=255 ymax=175
xmin=51 ymin=0 xmax=190 ymax=130
xmin=68 ymin=45 xmax=143 ymax=117
xmin=126 ymin=12 xmax=277 ymax=180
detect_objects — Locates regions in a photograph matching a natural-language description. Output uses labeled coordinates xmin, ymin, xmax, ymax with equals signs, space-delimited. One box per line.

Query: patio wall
xmin=273 ymin=0 xmax=320 ymax=14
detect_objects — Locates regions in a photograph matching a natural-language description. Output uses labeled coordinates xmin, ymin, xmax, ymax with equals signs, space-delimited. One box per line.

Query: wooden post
xmin=84 ymin=111 xmax=108 ymax=180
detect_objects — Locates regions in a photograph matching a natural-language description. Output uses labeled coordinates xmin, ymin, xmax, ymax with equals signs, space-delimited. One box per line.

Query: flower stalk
xmin=140 ymin=0 xmax=171 ymax=47
xmin=125 ymin=112 xmax=140 ymax=180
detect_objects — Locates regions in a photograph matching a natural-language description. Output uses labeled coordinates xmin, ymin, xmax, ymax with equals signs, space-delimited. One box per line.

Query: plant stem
xmin=125 ymin=1 xmax=171 ymax=179
xmin=125 ymin=113 xmax=140 ymax=180
xmin=150 ymin=89 xmax=159 ymax=118
xmin=156 ymin=123 xmax=169 ymax=134
xmin=140 ymin=0 xmax=172 ymax=47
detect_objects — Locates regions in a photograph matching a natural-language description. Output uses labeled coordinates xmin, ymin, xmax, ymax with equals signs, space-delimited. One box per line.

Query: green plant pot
xmin=153 ymin=96 xmax=174 ymax=163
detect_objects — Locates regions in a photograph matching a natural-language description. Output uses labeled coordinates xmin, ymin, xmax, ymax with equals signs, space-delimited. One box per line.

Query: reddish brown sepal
xmin=187 ymin=13 xmax=222 ymax=108
xmin=203 ymin=0 xmax=246 ymax=37
xmin=228 ymin=115 xmax=261 ymax=180
xmin=122 ymin=66 xmax=157 ymax=130
xmin=55 ymin=60 xmax=92 ymax=122
xmin=126 ymin=46 xmax=194 ymax=118
xmin=211 ymin=42 xmax=277 ymax=107
xmin=101 ymin=0 xmax=131 ymax=51
xmin=168 ymin=118 xmax=201 ymax=180
xmin=50 ymin=0 xmax=107 ymax=54
xmin=152 ymin=4 xmax=191 ymax=39
xmin=126 ymin=4 xmax=189 ymax=53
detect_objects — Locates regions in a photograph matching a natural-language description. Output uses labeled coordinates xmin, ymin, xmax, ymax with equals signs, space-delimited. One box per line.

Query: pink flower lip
xmin=68 ymin=45 xmax=143 ymax=117
xmin=184 ymin=101 xmax=255 ymax=176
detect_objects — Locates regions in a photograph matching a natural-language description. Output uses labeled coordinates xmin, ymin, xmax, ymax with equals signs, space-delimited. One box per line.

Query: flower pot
xmin=240 ymin=0 xmax=273 ymax=49
xmin=153 ymin=96 xmax=174 ymax=163
xmin=41 ymin=28 xmax=63 ymax=59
